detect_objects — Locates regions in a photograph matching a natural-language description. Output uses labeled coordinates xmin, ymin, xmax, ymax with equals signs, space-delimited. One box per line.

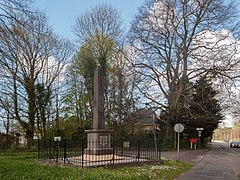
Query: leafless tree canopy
xmin=0 ymin=1 xmax=73 ymax=147
xmin=68 ymin=3 xmax=139 ymax=131
xmin=73 ymin=3 xmax=124 ymax=46
xmin=128 ymin=0 xmax=240 ymax=126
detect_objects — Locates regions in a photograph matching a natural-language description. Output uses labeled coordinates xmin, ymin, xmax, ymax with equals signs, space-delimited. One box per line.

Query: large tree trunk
xmin=25 ymin=128 xmax=34 ymax=149
xmin=162 ymin=121 xmax=174 ymax=148
xmin=27 ymin=78 xmax=36 ymax=149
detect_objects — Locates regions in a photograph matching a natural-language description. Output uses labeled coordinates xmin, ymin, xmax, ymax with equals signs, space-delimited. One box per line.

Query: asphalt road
xmin=176 ymin=142 xmax=240 ymax=180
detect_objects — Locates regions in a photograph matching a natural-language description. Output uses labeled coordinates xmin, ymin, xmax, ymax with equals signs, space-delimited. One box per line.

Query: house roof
xmin=136 ymin=108 xmax=157 ymax=125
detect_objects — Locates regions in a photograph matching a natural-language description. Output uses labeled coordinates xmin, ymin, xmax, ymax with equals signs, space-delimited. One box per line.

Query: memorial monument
xmin=85 ymin=65 xmax=113 ymax=155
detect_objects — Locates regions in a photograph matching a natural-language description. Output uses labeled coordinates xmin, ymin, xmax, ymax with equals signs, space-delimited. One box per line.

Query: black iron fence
xmin=38 ymin=138 xmax=161 ymax=167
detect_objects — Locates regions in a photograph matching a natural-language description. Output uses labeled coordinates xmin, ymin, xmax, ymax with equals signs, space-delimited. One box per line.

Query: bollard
xmin=190 ymin=138 xmax=197 ymax=150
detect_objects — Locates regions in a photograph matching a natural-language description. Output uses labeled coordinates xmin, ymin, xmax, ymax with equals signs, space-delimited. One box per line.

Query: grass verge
xmin=0 ymin=150 xmax=191 ymax=180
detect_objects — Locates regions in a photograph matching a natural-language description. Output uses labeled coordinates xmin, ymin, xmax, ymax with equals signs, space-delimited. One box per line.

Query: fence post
xmin=64 ymin=139 xmax=67 ymax=164
xmin=81 ymin=139 xmax=84 ymax=167
xmin=137 ymin=139 xmax=140 ymax=162
xmin=49 ymin=139 xmax=52 ymax=160
xmin=121 ymin=140 xmax=123 ymax=155
xmin=112 ymin=139 xmax=115 ymax=164
xmin=56 ymin=141 xmax=59 ymax=162
xmin=159 ymin=139 xmax=161 ymax=161
xmin=37 ymin=139 xmax=40 ymax=159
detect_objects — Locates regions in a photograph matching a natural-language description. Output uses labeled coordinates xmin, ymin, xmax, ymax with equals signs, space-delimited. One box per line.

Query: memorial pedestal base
xmin=85 ymin=129 xmax=113 ymax=155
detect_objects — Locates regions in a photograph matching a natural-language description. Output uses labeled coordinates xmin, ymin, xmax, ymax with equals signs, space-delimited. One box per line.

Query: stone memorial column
xmin=93 ymin=65 xmax=105 ymax=130
xmin=85 ymin=65 xmax=113 ymax=155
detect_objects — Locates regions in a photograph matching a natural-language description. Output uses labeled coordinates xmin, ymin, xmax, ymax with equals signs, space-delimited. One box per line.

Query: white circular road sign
xmin=174 ymin=123 xmax=184 ymax=133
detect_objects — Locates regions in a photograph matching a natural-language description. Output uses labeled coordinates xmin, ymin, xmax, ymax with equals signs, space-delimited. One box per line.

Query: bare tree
xmin=128 ymin=0 xmax=240 ymax=140
xmin=0 ymin=6 xmax=73 ymax=148
xmin=73 ymin=3 xmax=125 ymax=83
xmin=0 ymin=95 xmax=14 ymax=148
xmin=73 ymin=3 xmax=123 ymax=46
xmin=72 ymin=3 xmax=125 ymax=127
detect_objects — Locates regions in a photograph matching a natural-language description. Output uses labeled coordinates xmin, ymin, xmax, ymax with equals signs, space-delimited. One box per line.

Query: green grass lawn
xmin=0 ymin=150 xmax=191 ymax=180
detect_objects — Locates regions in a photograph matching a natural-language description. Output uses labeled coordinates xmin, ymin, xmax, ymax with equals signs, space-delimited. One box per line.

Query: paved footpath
xmin=161 ymin=147 xmax=208 ymax=165
xmin=162 ymin=142 xmax=240 ymax=180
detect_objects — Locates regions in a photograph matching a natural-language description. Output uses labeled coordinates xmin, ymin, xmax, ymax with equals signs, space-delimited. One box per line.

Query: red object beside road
xmin=190 ymin=138 xmax=197 ymax=143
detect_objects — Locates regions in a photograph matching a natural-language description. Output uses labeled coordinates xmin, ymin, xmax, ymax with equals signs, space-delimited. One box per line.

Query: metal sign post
xmin=54 ymin=136 xmax=61 ymax=162
xmin=174 ymin=123 xmax=184 ymax=160
xmin=196 ymin=128 xmax=203 ymax=149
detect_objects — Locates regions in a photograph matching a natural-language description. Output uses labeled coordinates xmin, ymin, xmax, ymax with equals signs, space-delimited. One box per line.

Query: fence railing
xmin=38 ymin=138 xmax=161 ymax=167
